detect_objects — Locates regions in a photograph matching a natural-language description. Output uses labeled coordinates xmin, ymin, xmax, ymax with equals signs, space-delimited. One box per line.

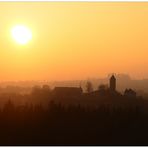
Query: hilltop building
xmin=110 ymin=75 xmax=116 ymax=92
xmin=53 ymin=86 xmax=83 ymax=98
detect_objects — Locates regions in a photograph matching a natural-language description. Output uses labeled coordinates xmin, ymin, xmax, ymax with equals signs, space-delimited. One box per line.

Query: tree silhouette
xmin=86 ymin=81 xmax=93 ymax=93
xmin=98 ymin=84 xmax=108 ymax=91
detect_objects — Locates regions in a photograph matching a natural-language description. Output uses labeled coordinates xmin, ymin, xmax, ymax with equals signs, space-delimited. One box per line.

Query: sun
xmin=11 ymin=25 xmax=32 ymax=45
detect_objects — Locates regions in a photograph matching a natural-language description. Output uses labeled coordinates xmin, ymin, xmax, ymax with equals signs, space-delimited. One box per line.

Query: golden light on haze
xmin=11 ymin=25 xmax=32 ymax=45
xmin=0 ymin=2 xmax=148 ymax=81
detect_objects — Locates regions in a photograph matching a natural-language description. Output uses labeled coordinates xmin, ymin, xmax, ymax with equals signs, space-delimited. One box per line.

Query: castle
xmin=52 ymin=74 xmax=137 ymax=98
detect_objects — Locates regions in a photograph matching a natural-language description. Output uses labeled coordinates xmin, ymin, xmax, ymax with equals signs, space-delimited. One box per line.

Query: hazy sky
xmin=0 ymin=2 xmax=148 ymax=81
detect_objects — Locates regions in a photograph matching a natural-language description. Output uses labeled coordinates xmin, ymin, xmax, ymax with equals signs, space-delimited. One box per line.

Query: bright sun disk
xmin=11 ymin=25 xmax=32 ymax=45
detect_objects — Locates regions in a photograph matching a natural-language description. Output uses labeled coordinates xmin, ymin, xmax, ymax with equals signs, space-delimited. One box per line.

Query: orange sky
xmin=0 ymin=2 xmax=148 ymax=81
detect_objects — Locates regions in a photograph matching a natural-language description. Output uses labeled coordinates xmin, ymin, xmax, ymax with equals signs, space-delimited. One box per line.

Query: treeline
xmin=0 ymin=100 xmax=147 ymax=145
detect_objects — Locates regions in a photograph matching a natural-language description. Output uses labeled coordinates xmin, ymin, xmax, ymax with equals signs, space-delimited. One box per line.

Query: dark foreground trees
xmin=0 ymin=99 xmax=147 ymax=146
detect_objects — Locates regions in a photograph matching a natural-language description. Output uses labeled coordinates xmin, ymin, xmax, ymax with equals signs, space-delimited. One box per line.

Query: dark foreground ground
xmin=0 ymin=99 xmax=148 ymax=146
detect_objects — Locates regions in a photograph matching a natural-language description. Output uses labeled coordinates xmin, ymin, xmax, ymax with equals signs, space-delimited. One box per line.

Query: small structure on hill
xmin=124 ymin=89 xmax=136 ymax=98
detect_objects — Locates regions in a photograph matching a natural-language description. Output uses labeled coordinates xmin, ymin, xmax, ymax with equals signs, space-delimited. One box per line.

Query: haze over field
xmin=0 ymin=2 xmax=148 ymax=81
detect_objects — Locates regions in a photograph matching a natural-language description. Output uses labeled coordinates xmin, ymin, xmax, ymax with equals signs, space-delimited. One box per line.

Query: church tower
xmin=110 ymin=75 xmax=116 ymax=91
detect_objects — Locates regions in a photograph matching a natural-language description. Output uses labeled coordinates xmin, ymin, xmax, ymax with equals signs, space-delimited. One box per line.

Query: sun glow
xmin=11 ymin=25 xmax=32 ymax=45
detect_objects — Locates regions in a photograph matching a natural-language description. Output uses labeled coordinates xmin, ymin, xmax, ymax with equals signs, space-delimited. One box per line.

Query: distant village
xmin=0 ymin=75 xmax=143 ymax=108
xmin=53 ymin=75 xmax=137 ymax=99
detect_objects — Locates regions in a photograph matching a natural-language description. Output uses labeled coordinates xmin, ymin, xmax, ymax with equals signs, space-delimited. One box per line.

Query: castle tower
xmin=110 ymin=75 xmax=116 ymax=91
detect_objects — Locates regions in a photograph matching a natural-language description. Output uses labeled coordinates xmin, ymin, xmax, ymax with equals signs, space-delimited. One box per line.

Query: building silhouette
xmin=110 ymin=75 xmax=116 ymax=92
xmin=124 ymin=88 xmax=136 ymax=98
xmin=53 ymin=86 xmax=83 ymax=98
